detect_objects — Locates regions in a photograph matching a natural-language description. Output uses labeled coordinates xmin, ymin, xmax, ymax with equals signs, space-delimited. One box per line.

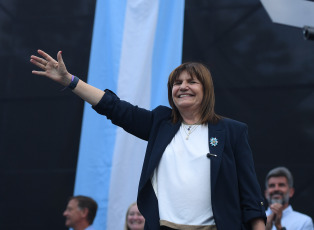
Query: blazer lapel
xmin=143 ymin=120 xmax=181 ymax=187
xmin=208 ymin=120 xmax=225 ymax=193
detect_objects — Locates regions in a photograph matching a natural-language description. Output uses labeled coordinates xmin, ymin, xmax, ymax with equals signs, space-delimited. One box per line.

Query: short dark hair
xmin=69 ymin=195 xmax=98 ymax=225
xmin=167 ymin=62 xmax=221 ymax=124
xmin=265 ymin=166 xmax=294 ymax=188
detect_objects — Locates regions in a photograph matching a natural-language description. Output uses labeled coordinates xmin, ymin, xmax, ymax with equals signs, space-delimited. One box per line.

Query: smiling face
xmin=127 ymin=204 xmax=145 ymax=230
xmin=265 ymin=176 xmax=294 ymax=208
xmin=171 ymin=70 xmax=204 ymax=118
xmin=167 ymin=62 xmax=218 ymax=124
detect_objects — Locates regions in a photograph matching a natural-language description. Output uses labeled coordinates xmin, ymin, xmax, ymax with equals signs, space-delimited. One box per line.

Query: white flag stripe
xmin=74 ymin=0 xmax=185 ymax=229
xmin=106 ymin=1 xmax=159 ymax=229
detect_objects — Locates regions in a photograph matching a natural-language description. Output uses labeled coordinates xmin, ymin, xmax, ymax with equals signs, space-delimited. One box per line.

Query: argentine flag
xmin=74 ymin=0 xmax=185 ymax=229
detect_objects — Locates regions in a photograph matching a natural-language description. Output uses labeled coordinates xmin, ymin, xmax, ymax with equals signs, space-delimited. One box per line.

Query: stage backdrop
xmin=1 ymin=0 xmax=314 ymax=229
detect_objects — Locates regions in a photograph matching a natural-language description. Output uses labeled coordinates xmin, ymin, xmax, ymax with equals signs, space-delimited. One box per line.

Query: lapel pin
xmin=210 ymin=137 xmax=218 ymax=147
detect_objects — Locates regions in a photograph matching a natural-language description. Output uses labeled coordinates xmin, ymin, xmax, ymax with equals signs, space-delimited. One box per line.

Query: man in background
xmin=265 ymin=166 xmax=313 ymax=230
xmin=63 ymin=195 xmax=98 ymax=230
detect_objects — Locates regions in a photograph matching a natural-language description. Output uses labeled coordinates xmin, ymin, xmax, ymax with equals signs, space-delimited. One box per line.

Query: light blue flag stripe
xmin=74 ymin=0 xmax=185 ymax=229
xmin=151 ymin=0 xmax=185 ymax=109
xmin=73 ymin=0 xmax=127 ymax=229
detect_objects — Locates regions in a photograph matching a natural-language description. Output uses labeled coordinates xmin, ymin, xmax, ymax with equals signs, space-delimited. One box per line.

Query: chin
xmin=176 ymin=103 xmax=195 ymax=110
xmin=269 ymin=197 xmax=284 ymax=205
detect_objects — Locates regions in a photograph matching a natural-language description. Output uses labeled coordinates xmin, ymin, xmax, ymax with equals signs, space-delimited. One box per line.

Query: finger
xmin=31 ymin=55 xmax=48 ymax=66
xmin=37 ymin=49 xmax=56 ymax=62
xmin=57 ymin=51 xmax=64 ymax=65
xmin=32 ymin=70 xmax=47 ymax=76
xmin=270 ymin=208 xmax=278 ymax=214
xmin=30 ymin=58 xmax=46 ymax=70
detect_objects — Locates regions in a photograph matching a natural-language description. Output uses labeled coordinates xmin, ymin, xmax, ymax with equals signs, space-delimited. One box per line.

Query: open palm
xmin=30 ymin=49 xmax=71 ymax=86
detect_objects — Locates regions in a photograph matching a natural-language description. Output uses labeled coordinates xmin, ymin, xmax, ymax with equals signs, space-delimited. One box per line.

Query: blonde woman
xmin=124 ymin=203 xmax=145 ymax=230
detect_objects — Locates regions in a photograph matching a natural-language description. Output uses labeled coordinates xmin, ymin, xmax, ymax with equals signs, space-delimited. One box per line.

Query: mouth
xmin=65 ymin=219 xmax=71 ymax=226
xmin=130 ymin=220 xmax=143 ymax=224
xmin=272 ymin=194 xmax=283 ymax=199
xmin=178 ymin=94 xmax=193 ymax=98
xmin=270 ymin=191 xmax=284 ymax=198
xmin=269 ymin=192 xmax=284 ymax=202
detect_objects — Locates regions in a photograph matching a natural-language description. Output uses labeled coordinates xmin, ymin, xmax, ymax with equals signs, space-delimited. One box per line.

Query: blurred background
xmin=1 ymin=0 xmax=313 ymax=229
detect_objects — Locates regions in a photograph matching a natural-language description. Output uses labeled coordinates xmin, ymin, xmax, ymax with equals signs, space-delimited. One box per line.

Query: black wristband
xmin=68 ymin=75 xmax=79 ymax=90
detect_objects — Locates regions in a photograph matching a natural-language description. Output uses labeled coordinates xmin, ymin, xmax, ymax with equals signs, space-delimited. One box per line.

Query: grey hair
xmin=265 ymin=166 xmax=294 ymax=188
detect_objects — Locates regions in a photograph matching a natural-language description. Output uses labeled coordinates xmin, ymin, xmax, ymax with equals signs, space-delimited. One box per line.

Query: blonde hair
xmin=124 ymin=202 xmax=137 ymax=230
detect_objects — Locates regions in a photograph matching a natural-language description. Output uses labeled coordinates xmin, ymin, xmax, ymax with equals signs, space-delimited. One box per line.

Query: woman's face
xmin=172 ymin=70 xmax=204 ymax=116
xmin=127 ymin=204 xmax=145 ymax=230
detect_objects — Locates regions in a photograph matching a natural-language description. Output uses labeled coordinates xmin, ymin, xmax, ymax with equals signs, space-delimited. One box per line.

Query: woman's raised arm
xmin=30 ymin=49 xmax=105 ymax=106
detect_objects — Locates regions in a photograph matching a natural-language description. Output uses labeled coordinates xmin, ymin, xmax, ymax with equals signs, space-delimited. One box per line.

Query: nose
xmin=270 ymin=185 xmax=282 ymax=193
xmin=274 ymin=184 xmax=280 ymax=190
xmin=180 ymin=81 xmax=188 ymax=90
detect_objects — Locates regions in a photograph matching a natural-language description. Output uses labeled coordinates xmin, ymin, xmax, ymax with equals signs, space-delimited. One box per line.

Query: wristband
xmin=68 ymin=75 xmax=79 ymax=90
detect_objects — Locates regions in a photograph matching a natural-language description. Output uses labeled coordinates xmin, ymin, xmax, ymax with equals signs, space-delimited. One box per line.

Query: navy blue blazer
xmin=93 ymin=90 xmax=266 ymax=230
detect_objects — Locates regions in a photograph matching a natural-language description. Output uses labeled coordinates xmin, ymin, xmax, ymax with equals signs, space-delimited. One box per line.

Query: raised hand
xmin=30 ymin=49 xmax=105 ymax=105
xmin=30 ymin=49 xmax=72 ymax=86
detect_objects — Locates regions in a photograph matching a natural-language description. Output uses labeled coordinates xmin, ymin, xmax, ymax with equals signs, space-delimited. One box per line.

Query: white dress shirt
xmin=266 ymin=205 xmax=314 ymax=230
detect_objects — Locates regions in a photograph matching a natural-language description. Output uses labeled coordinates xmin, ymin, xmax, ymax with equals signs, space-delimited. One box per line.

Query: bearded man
xmin=265 ymin=167 xmax=313 ymax=230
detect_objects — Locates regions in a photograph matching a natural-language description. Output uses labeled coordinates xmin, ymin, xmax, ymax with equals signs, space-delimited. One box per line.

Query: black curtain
xmin=0 ymin=0 xmax=96 ymax=229
xmin=183 ymin=0 xmax=314 ymax=219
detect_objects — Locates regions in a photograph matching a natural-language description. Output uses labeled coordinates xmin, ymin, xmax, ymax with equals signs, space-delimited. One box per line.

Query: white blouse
xmin=151 ymin=123 xmax=215 ymax=226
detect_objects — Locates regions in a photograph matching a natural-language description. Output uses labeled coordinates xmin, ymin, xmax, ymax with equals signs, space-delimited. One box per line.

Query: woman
xmin=124 ymin=202 xmax=145 ymax=230
xmin=30 ymin=50 xmax=266 ymax=230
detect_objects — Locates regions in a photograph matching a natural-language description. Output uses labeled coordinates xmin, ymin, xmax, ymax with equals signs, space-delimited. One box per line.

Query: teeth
xmin=179 ymin=94 xmax=189 ymax=98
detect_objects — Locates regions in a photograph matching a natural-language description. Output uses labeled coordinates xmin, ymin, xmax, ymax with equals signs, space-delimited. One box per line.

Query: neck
xmin=178 ymin=106 xmax=201 ymax=124
xmin=282 ymin=203 xmax=290 ymax=210
xmin=73 ymin=223 xmax=90 ymax=230
xmin=180 ymin=112 xmax=201 ymax=125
